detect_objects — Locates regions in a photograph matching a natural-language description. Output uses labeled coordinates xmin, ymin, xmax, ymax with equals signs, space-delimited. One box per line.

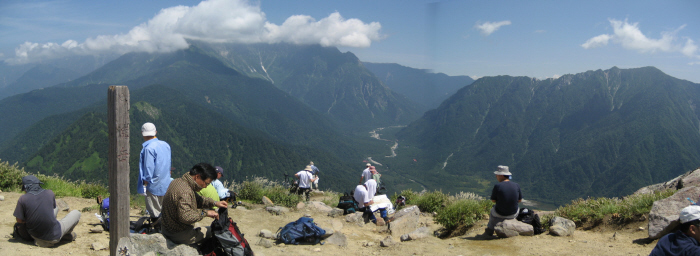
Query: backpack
xmin=100 ymin=197 xmax=110 ymax=231
xmin=516 ymin=208 xmax=544 ymax=235
xmin=200 ymin=208 xmax=254 ymax=256
xmin=337 ymin=192 xmax=358 ymax=214
xmin=129 ymin=216 xmax=160 ymax=234
xmin=276 ymin=217 xmax=326 ymax=245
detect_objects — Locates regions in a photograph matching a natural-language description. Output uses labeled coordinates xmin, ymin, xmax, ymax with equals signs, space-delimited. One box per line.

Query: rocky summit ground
xmin=0 ymin=191 xmax=658 ymax=256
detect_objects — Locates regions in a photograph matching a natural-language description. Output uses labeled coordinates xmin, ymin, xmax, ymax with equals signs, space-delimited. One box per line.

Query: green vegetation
xmin=0 ymin=159 xmax=108 ymax=198
xmin=393 ymin=189 xmax=492 ymax=232
xmin=553 ymin=190 xmax=676 ymax=226
xmin=235 ymin=177 xmax=302 ymax=208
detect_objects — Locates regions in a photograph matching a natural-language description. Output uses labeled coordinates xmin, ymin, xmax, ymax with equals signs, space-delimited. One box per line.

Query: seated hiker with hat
xmin=482 ymin=165 xmax=522 ymax=237
xmin=13 ymin=175 xmax=81 ymax=247
xmin=211 ymin=166 xmax=233 ymax=203
xmin=161 ymin=163 xmax=228 ymax=245
xmin=650 ymin=205 xmax=700 ymax=255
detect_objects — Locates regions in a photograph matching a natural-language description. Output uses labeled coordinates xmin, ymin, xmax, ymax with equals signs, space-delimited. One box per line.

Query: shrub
xmin=0 ymin=161 xmax=26 ymax=191
xmin=434 ymin=198 xmax=493 ymax=230
xmin=413 ymin=190 xmax=451 ymax=213
xmin=322 ymin=191 xmax=341 ymax=208
xmin=554 ymin=189 xmax=676 ymax=226
xmin=235 ymin=176 xmax=302 ymax=207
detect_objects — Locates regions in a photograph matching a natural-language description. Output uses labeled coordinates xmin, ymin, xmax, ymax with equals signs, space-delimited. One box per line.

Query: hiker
xmin=295 ymin=165 xmax=317 ymax=201
xmin=211 ymin=166 xmax=232 ymax=202
xmin=354 ymin=179 xmax=389 ymax=224
xmin=197 ymin=184 xmax=220 ymax=209
xmin=13 ymin=175 xmax=81 ymax=247
xmin=482 ymin=165 xmax=522 ymax=237
xmin=309 ymin=161 xmax=320 ymax=190
xmin=359 ymin=163 xmax=373 ymax=184
xmin=137 ymin=122 xmax=172 ymax=219
xmin=371 ymin=167 xmax=381 ymax=184
xmin=650 ymin=205 xmax=700 ymax=255
xmin=161 ymin=163 xmax=228 ymax=245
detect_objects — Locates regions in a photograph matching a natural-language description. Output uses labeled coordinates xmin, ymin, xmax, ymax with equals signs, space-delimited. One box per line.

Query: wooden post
xmin=108 ymin=86 xmax=130 ymax=256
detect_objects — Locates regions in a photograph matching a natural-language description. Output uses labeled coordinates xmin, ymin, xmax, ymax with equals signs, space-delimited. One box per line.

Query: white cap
xmin=142 ymin=122 xmax=157 ymax=137
xmin=366 ymin=163 xmax=371 ymax=167
xmin=680 ymin=205 xmax=700 ymax=224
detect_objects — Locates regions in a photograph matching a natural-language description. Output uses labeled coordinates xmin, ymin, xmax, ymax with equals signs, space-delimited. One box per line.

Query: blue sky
xmin=1 ymin=0 xmax=699 ymax=82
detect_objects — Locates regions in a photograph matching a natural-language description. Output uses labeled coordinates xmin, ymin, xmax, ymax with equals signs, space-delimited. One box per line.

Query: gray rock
xmin=375 ymin=218 xmax=386 ymax=226
xmin=389 ymin=205 xmax=421 ymax=237
xmin=91 ymin=242 xmax=106 ymax=251
xmin=495 ymin=219 xmax=534 ymax=238
xmin=266 ymin=206 xmax=290 ymax=215
xmin=679 ymin=169 xmax=700 ymax=190
xmin=324 ymin=231 xmax=347 ymax=247
xmin=400 ymin=234 xmax=410 ymax=241
xmin=380 ymin=236 xmax=397 ymax=247
xmin=258 ymin=238 xmax=274 ymax=248
xmin=549 ymin=217 xmax=576 ymax=237
xmin=55 ymin=198 xmax=70 ymax=211
xmin=262 ymin=196 xmax=274 ymax=206
xmin=320 ymin=227 xmax=334 ymax=239
xmin=116 ymin=233 xmax=198 ymax=256
xmin=407 ymin=227 xmax=431 ymax=240
xmin=296 ymin=202 xmax=306 ymax=210
xmin=307 ymin=201 xmax=333 ymax=214
xmin=259 ymin=229 xmax=275 ymax=239
xmin=0 ymin=195 xmax=4 ymax=201
xmin=648 ymin=186 xmax=700 ymax=239
xmin=328 ymin=208 xmax=344 ymax=218
xmin=345 ymin=212 xmax=363 ymax=223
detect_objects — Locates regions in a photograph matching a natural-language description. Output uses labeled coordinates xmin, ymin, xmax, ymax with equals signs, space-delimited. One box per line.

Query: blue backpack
xmin=276 ymin=217 xmax=326 ymax=245
xmin=100 ymin=198 xmax=110 ymax=231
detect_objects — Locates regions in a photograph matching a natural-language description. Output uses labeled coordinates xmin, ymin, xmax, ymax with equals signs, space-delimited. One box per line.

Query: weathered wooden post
xmin=108 ymin=86 xmax=130 ymax=255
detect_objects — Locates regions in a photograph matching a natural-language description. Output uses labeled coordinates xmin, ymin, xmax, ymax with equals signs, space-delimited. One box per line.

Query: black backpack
xmin=337 ymin=192 xmax=358 ymax=214
xmin=200 ymin=208 xmax=254 ymax=256
xmin=516 ymin=208 xmax=544 ymax=235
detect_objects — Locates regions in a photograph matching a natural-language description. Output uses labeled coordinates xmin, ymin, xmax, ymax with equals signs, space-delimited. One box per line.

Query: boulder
xmin=389 ymin=205 xmax=420 ymax=237
xmin=56 ymin=198 xmax=70 ymax=211
xmin=266 ymin=206 xmax=290 ymax=215
xmin=327 ymin=208 xmax=344 ymax=218
xmin=495 ymin=219 xmax=534 ymax=238
xmin=116 ymin=233 xmax=199 ymax=256
xmin=345 ymin=212 xmax=363 ymax=223
xmin=258 ymin=238 xmax=274 ymax=248
xmin=324 ymin=231 xmax=347 ymax=247
xmin=259 ymin=229 xmax=275 ymax=239
xmin=549 ymin=217 xmax=576 ymax=237
xmin=0 ymin=195 xmax=4 ymax=201
xmin=91 ymin=242 xmax=106 ymax=251
xmin=320 ymin=227 xmax=334 ymax=239
xmin=380 ymin=235 xmax=398 ymax=247
xmin=262 ymin=196 xmax=274 ymax=206
xmin=679 ymin=169 xmax=700 ymax=190
xmin=648 ymin=186 xmax=700 ymax=239
xmin=400 ymin=227 xmax=431 ymax=241
xmin=307 ymin=201 xmax=333 ymax=214
xmin=296 ymin=202 xmax=306 ymax=210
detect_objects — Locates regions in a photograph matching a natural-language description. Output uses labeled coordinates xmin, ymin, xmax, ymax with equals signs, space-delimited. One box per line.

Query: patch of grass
xmin=554 ymin=189 xmax=676 ymax=227
xmin=0 ymin=160 xmax=109 ymax=199
xmin=236 ymin=176 xmax=302 ymax=208
xmin=435 ymin=198 xmax=493 ymax=230
xmin=322 ymin=191 xmax=340 ymax=208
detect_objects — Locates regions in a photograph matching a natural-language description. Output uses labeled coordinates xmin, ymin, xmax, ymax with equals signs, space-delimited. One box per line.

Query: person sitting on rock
xmin=482 ymin=165 xmax=522 ymax=237
xmin=211 ymin=166 xmax=232 ymax=203
xmin=13 ymin=175 xmax=81 ymax=247
xmin=353 ymin=179 xmax=390 ymax=224
xmin=650 ymin=205 xmax=700 ymax=255
xmin=161 ymin=163 xmax=228 ymax=245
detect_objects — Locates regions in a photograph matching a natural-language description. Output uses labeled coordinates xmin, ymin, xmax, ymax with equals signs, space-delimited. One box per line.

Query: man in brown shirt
xmin=161 ymin=163 xmax=228 ymax=245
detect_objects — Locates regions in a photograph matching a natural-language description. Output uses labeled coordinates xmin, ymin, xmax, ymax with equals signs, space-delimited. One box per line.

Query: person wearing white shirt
xmin=359 ymin=163 xmax=373 ymax=184
xmin=353 ymin=179 xmax=390 ymax=224
xmin=212 ymin=166 xmax=231 ymax=202
xmin=295 ymin=165 xmax=317 ymax=201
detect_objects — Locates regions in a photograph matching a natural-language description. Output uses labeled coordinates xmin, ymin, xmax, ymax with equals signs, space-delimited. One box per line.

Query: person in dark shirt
xmin=13 ymin=175 xmax=81 ymax=247
xmin=482 ymin=165 xmax=522 ymax=237
xmin=650 ymin=205 xmax=700 ymax=256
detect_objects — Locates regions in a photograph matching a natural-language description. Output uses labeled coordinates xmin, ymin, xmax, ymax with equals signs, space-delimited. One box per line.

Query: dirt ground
xmin=0 ymin=191 xmax=659 ymax=256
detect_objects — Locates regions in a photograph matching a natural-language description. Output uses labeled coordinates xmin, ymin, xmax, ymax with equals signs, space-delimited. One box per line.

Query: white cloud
xmin=582 ymin=18 xmax=698 ymax=58
xmin=7 ymin=0 xmax=382 ymax=64
xmin=474 ymin=20 xmax=511 ymax=36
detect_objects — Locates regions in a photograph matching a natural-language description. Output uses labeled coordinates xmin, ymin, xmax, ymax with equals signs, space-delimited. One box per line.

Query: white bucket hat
xmin=142 ymin=122 xmax=157 ymax=137
xmin=680 ymin=205 xmax=700 ymax=224
xmin=493 ymin=165 xmax=512 ymax=176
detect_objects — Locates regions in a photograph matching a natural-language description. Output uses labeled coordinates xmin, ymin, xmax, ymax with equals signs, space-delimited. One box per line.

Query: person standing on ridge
xmin=137 ymin=122 xmax=172 ymax=219
xmin=309 ymin=161 xmax=320 ymax=191
xmin=360 ymin=163 xmax=373 ymax=184
xmin=482 ymin=165 xmax=522 ymax=238
xmin=295 ymin=165 xmax=317 ymax=201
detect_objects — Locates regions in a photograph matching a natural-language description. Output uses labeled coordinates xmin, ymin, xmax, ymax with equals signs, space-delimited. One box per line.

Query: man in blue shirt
xmin=211 ymin=166 xmax=231 ymax=202
xmin=137 ymin=122 xmax=172 ymax=219
xmin=650 ymin=205 xmax=700 ymax=256
xmin=309 ymin=161 xmax=320 ymax=190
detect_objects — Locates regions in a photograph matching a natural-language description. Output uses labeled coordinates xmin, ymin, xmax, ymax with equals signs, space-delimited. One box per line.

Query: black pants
xmin=297 ymin=187 xmax=311 ymax=201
